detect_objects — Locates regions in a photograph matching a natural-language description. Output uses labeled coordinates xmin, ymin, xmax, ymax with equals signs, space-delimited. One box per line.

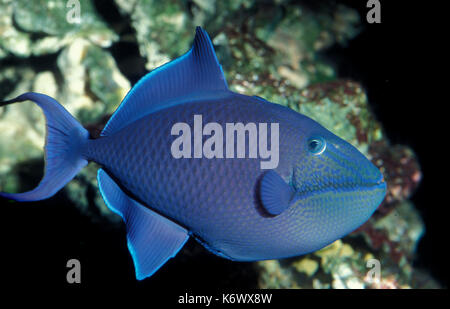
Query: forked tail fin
xmin=0 ymin=92 xmax=89 ymax=201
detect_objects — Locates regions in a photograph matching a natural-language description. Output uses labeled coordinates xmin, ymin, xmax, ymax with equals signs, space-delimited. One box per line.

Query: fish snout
xmin=329 ymin=139 xmax=386 ymax=193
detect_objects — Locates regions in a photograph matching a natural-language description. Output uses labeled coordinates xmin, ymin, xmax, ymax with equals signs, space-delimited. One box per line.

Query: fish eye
xmin=307 ymin=136 xmax=326 ymax=155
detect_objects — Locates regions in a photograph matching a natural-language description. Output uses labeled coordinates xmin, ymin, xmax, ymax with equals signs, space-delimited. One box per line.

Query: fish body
xmin=0 ymin=27 xmax=386 ymax=279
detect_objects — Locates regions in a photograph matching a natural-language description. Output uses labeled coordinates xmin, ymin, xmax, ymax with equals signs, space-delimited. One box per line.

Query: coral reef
xmin=0 ymin=0 xmax=434 ymax=288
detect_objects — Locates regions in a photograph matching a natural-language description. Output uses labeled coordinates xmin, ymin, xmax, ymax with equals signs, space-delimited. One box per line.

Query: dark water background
xmin=0 ymin=0 xmax=443 ymax=290
xmin=331 ymin=0 xmax=442 ymax=287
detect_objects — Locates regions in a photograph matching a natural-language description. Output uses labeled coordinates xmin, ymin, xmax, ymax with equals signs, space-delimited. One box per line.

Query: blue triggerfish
xmin=0 ymin=27 xmax=386 ymax=280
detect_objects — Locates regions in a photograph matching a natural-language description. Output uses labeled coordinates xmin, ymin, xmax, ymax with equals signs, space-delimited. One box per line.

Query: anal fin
xmin=97 ymin=169 xmax=189 ymax=280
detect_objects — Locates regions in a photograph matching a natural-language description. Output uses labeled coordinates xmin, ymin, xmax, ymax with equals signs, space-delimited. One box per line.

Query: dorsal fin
xmin=102 ymin=27 xmax=228 ymax=136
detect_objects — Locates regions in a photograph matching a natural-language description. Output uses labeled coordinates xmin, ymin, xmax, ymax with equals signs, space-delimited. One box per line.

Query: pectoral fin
xmin=260 ymin=170 xmax=295 ymax=216
xmin=97 ymin=169 xmax=189 ymax=280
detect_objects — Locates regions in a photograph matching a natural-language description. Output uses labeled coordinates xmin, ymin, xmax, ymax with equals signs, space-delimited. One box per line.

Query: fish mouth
xmin=336 ymin=175 xmax=386 ymax=193
xmin=358 ymin=174 xmax=386 ymax=190
xmin=295 ymin=174 xmax=386 ymax=199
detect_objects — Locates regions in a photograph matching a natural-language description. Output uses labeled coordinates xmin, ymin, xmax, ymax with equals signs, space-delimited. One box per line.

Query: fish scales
xmin=85 ymin=95 xmax=304 ymax=260
xmin=0 ymin=27 xmax=386 ymax=279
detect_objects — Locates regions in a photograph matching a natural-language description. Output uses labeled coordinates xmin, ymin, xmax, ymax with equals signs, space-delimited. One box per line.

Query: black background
xmin=331 ymin=0 xmax=443 ymax=287
xmin=0 ymin=0 xmax=444 ymax=295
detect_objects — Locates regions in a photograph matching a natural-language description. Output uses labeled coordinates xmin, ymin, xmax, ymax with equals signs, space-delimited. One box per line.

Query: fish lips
xmin=292 ymin=171 xmax=387 ymax=205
